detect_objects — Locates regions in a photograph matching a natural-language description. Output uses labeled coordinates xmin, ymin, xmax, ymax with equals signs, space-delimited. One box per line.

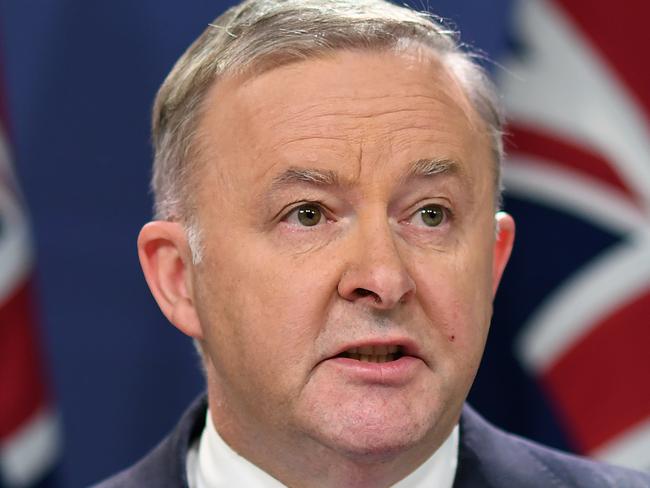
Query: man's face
xmin=190 ymin=48 xmax=509 ymax=460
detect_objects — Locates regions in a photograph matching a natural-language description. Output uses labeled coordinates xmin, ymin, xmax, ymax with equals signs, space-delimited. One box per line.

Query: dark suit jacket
xmin=93 ymin=395 xmax=650 ymax=487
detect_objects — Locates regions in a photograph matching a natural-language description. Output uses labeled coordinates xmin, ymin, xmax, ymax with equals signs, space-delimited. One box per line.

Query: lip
xmin=329 ymin=337 xmax=423 ymax=361
xmin=319 ymin=337 xmax=426 ymax=385
xmin=324 ymin=356 xmax=423 ymax=385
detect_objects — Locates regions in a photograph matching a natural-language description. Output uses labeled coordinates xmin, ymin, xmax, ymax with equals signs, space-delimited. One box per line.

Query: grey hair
xmin=151 ymin=0 xmax=505 ymax=263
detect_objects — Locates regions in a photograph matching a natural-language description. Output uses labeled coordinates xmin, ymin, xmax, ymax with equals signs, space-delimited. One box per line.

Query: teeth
xmin=341 ymin=345 xmax=403 ymax=362
xmin=374 ymin=345 xmax=388 ymax=355
xmin=345 ymin=353 xmax=397 ymax=363
xmin=358 ymin=345 xmax=373 ymax=355
xmin=347 ymin=345 xmax=400 ymax=355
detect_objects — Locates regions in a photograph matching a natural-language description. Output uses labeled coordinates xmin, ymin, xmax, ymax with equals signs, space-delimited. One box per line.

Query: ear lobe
xmin=492 ymin=212 xmax=515 ymax=296
xmin=137 ymin=221 xmax=203 ymax=339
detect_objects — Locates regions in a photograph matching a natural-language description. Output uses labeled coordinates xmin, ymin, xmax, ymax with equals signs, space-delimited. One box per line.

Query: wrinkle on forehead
xmin=258 ymin=96 xmax=480 ymax=162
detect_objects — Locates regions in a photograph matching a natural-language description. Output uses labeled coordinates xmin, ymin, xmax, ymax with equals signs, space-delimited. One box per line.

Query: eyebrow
xmin=268 ymin=158 xmax=460 ymax=193
xmin=407 ymin=158 xmax=459 ymax=179
xmin=270 ymin=167 xmax=340 ymax=192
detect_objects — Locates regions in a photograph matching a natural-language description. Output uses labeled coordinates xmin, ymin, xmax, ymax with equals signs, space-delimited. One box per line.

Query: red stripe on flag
xmin=540 ymin=288 xmax=650 ymax=453
xmin=554 ymin=0 xmax=650 ymax=124
xmin=0 ymin=276 xmax=49 ymax=439
xmin=506 ymin=123 xmax=638 ymax=205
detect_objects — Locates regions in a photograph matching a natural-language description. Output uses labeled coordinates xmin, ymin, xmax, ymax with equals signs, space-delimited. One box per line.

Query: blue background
xmin=0 ymin=1 xmax=599 ymax=486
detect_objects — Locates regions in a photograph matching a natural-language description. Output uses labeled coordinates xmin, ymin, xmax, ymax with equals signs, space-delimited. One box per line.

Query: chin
xmin=329 ymin=431 xmax=426 ymax=464
xmin=301 ymin=400 xmax=438 ymax=464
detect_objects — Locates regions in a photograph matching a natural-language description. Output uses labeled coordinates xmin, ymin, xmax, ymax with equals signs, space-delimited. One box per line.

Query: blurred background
xmin=0 ymin=0 xmax=648 ymax=486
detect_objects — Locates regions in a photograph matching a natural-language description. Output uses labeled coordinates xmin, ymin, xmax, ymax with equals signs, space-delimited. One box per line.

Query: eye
xmin=411 ymin=204 xmax=445 ymax=227
xmin=286 ymin=204 xmax=324 ymax=227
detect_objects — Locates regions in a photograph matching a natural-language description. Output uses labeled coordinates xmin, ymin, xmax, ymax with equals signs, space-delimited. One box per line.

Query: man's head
xmin=150 ymin=0 xmax=505 ymax=259
xmin=138 ymin=0 xmax=515 ymax=485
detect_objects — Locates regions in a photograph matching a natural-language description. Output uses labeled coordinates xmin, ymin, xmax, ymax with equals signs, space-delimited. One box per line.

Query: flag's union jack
xmin=0 ymin=59 xmax=60 ymax=487
xmin=500 ymin=0 xmax=650 ymax=471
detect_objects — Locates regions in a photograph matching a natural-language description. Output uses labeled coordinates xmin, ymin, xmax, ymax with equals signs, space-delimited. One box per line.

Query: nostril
xmin=354 ymin=288 xmax=380 ymax=302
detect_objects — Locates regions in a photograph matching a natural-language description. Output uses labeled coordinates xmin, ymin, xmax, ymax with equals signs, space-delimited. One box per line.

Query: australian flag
xmin=0 ymin=52 xmax=61 ymax=487
xmin=476 ymin=0 xmax=650 ymax=472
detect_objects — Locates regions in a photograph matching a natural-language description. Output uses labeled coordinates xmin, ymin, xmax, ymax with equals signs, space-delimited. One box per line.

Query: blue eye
xmin=413 ymin=204 xmax=445 ymax=227
xmin=290 ymin=204 xmax=323 ymax=227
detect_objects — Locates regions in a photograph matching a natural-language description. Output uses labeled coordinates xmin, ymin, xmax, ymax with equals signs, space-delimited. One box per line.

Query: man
xmin=96 ymin=0 xmax=650 ymax=486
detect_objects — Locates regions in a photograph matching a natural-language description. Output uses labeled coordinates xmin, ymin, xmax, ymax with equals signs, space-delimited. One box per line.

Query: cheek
xmin=196 ymin=238 xmax=341 ymax=376
xmin=413 ymin=242 xmax=494 ymax=349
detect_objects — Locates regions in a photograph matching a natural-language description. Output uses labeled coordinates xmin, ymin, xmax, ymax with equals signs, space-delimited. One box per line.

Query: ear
xmin=492 ymin=212 xmax=515 ymax=296
xmin=137 ymin=221 xmax=203 ymax=339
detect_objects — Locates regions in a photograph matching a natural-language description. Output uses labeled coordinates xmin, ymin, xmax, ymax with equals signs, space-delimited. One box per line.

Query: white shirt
xmin=187 ymin=410 xmax=459 ymax=488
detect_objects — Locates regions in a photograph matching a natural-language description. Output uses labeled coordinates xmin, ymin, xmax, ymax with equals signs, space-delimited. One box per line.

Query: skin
xmin=138 ymin=47 xmax=515 ymax=487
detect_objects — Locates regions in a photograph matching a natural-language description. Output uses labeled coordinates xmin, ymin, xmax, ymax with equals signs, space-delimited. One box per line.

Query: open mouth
xmin=336 ymin=345 xmax=404 ymax=363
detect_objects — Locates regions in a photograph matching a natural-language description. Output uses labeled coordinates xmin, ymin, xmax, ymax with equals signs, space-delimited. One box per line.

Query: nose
xmin=337 ymin=219 xmax=416 ymax=310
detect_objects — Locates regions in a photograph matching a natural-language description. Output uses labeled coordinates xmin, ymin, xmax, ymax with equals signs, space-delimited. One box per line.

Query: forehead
xmin=196 ymin=47 xmax=493 ymax=195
